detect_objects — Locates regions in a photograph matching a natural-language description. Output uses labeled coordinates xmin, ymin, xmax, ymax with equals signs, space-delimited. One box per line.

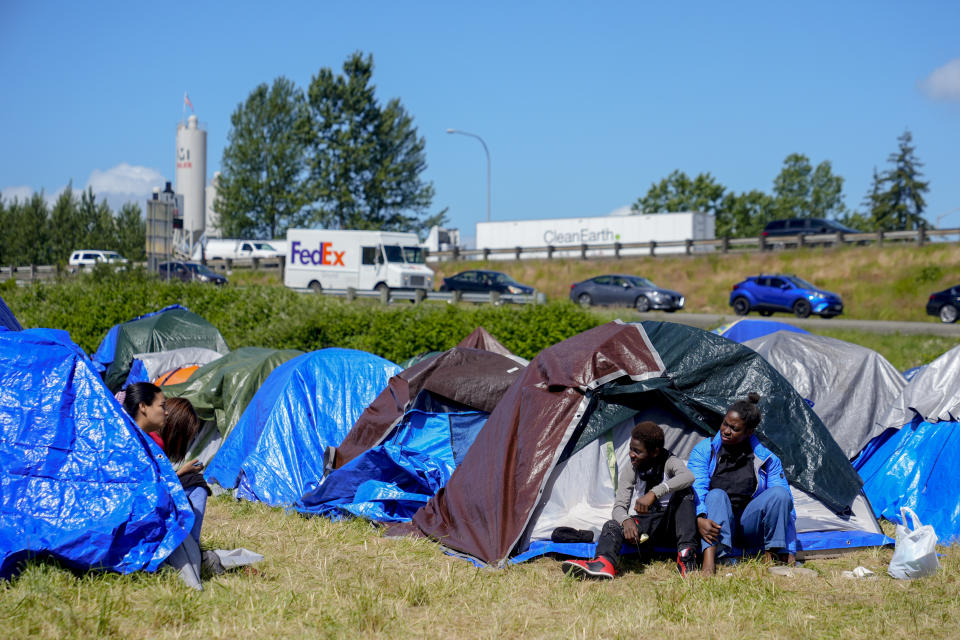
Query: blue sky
xmin=2 ymin=1 xmax=959 ymax=243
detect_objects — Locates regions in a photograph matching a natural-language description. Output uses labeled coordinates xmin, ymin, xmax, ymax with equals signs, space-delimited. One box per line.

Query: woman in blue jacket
xmin=688 ymin=392 xmax=796 ymax=575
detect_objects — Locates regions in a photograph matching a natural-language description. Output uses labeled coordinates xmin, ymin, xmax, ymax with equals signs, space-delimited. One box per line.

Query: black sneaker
xmin=676 ymin=547 xmax=697 ymax=577
xmin=562 ymin=556 xmax=616 ymax=580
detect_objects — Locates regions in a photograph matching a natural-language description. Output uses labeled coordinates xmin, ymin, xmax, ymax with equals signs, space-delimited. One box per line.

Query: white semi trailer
xmin=283 ymin=229 xmax=434 ymax=293
xmin=475 ymin=211 xmax=715 ymax=259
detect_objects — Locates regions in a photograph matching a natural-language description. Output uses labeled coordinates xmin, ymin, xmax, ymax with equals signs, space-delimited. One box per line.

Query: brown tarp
xmin=334 ymin=347 xmax=525 ymax=468
xmin=456 ymin=326 xmax=516 ymax=359
xmin=391 ymin=321 xmax=664 ymax=566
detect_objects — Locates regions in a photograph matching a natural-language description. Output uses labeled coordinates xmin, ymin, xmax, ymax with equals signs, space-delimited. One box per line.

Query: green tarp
xmin=104 ymin=307 xmax=229 ymax=391
xmin=163 ymin=347 xmax=303 ymax=444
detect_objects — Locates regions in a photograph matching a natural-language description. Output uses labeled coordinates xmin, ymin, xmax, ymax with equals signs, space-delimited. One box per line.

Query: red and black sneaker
xmin=676 ymin=547 xmax=697 ymax=577
xmin=561 ymin=556 xmax=616 ymax=580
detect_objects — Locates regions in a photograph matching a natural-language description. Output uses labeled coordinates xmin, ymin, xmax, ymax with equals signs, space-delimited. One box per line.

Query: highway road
xmin=634 ymin=312 xmax=960 ymax=337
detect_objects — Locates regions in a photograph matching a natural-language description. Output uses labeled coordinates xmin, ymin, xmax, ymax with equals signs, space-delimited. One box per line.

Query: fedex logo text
xmin=291 ymin=241 xmax=345 ymax=266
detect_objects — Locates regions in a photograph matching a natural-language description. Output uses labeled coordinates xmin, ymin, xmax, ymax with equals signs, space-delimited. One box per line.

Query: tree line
xmin=634 ymin=130 xmax=930 ymax=237
xmin=0 ymin=187 xmax=146 ymax=266
xmin=214 ymin=51 xmax=445 ymax=240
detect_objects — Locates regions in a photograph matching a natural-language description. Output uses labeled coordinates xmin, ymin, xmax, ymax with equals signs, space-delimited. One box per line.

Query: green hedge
xmin=1 ymin=269 xmax=602 ymax=363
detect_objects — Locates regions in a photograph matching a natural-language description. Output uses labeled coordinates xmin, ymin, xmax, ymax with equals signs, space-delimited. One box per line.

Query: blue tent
xmin=0 ymin=328 xmax=193 ymax=579
xmin=297 ymin=406 xmax=489 ymax=521
xmin=856 ymin=414 xmax=960 ymax=544
xmin=0 ymin=294 xmax=22 ymax=331
xmin=713 ymin=319 xmax=809 ymax=343
xmin=205 ymin=348 xmax=401 ymax=506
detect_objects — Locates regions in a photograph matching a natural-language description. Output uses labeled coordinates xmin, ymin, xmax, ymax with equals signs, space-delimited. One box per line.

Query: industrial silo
xmin=175 ymin=114 xmax=207 ymax=251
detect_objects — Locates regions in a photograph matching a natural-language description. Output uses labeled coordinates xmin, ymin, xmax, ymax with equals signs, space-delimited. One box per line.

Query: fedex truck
xmin=284 ymin=229 xmax=434 ymax=293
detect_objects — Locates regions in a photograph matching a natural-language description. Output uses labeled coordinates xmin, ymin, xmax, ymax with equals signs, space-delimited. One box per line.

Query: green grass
xmin=1 ymin=496 xmax=956 ymax=640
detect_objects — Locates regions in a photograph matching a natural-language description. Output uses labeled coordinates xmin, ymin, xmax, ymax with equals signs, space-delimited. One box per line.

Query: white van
xmin=191 ymin=239 xmax=283 ymax=261
xmin=284 ymin=229 xmax=434 ymax=293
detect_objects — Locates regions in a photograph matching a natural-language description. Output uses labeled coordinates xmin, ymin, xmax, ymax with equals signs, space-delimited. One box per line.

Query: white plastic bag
xmin=888 ymin=507 xmax=939 ymax=580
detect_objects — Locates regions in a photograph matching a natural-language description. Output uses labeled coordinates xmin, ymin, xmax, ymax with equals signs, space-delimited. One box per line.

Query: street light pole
xmin=446 ymin=128 xmax=491 ymax=223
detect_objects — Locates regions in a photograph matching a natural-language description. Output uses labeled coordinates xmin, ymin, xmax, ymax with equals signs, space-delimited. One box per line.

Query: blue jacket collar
xmin=710 ymin=431 xmax=774 ymax=464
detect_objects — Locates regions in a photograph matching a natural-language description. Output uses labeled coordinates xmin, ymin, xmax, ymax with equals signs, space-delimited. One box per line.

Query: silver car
xmin=569 ymin=274 xmax=684 ymax=312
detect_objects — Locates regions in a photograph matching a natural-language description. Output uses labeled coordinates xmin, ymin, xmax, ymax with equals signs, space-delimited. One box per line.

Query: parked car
xmin=158 ymin=261 xmax=228 ymax=285
xmin=926 ymin=285 xmax=960 ymax=323
xmin=439 ymin=269 xmax=534 ymax=295
xmin=569 ymin=274 xmax=684 ymax=312
xmin=68 ymin=250 xmax=129 ymax=271
xmin=762 ymin=218 xmax=860 ymax=247
xmin=729 ymin=274 xmax=843 ymax=318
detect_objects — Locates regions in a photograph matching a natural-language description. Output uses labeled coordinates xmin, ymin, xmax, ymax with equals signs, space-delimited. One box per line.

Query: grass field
xmin=2 ymin=496 xmax=955 ymax=640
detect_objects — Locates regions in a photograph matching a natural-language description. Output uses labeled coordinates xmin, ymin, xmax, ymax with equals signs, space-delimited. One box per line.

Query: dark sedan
xmin=158 ymin=261 xmax=228 ymax=285
xmin=927 ymin=285 xmax=960 ymax=323
xmin=569 ymin=274 xmax=684 ymax=312
xmin=439 ymin=269 xmax=534 ymax=295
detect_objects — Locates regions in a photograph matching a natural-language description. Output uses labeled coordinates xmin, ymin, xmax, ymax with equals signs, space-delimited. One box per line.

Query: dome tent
xmin=0 ymin=328 xmax=192 ymax=579
xmin=205 ymin=348 xmax=401 ymax=506
xmin=92 ymin=305 xmax=229 ymax=392
xmin=299 ymin=345 xmax=525 ymax=521
xmin=162 ymin=347 xmax=304 ymax=465
xmin=390 ymin=321 xmax=878 ymax=567
xmin=743 ymin=331 xmax=906 ymax=459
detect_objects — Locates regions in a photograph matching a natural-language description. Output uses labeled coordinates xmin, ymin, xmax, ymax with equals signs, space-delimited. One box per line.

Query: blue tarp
xmin=90 ymin=304 xmax=187 ymax=374
xmin=0 ymin=328 xmax=193 ymax=579
xmin=857 ymin=414 xmax=960 ymax=544
xmin=0 ymin=294 xmax=22 ymax=331
xmin=205 ymin=348 xmax=401 ymax=507
xmin=297 ymin=409 xmax=488 ymax=521
xmin=713 ymin=319 xmax=809 ymax=343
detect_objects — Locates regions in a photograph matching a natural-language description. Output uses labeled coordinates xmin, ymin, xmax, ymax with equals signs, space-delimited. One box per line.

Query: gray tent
xmin=878 ymin=343 xmax=960 ymax=432
xmin=744 ymin=331 xmax=906 ymax=458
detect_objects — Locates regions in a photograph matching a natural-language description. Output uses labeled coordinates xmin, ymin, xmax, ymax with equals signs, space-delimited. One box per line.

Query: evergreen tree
xmin=869 ymin=130 xmax=929 ymax=231
xmin=116 ymin=202 xmax=146 ymax=260
xmin=303 ymin=52 xmax=435 ymax=231
xmin=49 ymin=185 xmax=80 ymax=263
xmin=216 ymin=76 xmax=310 ymax=239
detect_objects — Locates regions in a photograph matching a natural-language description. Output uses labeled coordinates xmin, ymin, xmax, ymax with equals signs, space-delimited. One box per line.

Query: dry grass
xmin=2 ymin=496 xmax=957 ymax=639
xmin=432 ymin=243 xmax=960 ymax=321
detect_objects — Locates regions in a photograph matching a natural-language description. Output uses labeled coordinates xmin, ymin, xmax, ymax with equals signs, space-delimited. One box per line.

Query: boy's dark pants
xmin=595 ymin=488 xmax=697 ymax=570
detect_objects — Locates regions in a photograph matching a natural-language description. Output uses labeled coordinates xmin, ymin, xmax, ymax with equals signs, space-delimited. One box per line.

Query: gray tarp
xmin=133 ymin=347 xmax=224 ymax=382
xmin=878 ymin=343 xmax=960 ymax=431
xmin=744 ymin=332 xmax=906 ymax=458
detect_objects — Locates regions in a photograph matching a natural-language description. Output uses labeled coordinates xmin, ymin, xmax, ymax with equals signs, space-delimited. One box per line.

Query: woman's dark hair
xmin=161 ymin=397 xmax=200 ymax=464
xmin=728 ymin=392 xmax=762 ymax=430
xmin=631 ymin=420 xmax=665 ymax=453
xmin=122 ymin=382 xmax=162 ymax=420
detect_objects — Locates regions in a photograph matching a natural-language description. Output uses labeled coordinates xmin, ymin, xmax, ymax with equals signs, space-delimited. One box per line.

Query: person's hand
xmin=698 ymin=516 xmax=721 ymax=545
xmin=177 ymin=459 xmax=203 ymax=477
xmin=634 ymin=491 xmax=656 ymax=514
xmin=622 ymin=518 xmax=640 ymax=546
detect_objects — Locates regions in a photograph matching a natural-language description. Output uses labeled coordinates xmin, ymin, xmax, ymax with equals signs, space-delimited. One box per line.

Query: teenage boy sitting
xmin=562 ymin=421 xmax=698 ymax=579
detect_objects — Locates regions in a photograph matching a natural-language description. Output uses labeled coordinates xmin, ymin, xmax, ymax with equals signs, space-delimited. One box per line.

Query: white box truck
xmin=284 ymin=229 xmax=434 ymax=293
xmin=191 ymin=239 xmax=283 ymax=261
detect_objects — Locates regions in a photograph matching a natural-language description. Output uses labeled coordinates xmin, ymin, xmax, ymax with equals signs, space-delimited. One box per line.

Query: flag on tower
xmin=184 ymin=92 xmax=194 ymax=112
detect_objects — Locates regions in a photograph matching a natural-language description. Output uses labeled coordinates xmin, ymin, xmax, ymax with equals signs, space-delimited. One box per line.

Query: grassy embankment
xmin=232 ymin=242 xmax=960 ymax=321
xmin=230 ymin=242 xmax=960 ymax=369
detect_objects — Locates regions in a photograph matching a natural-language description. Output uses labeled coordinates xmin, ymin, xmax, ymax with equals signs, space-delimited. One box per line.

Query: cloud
xmin=1 ymin=185 xmax=34 ymax=204
xmin=920 ymin=58 xmax=960 ymax=102
xmin=86 ymin=163 xmax=167 ymax=198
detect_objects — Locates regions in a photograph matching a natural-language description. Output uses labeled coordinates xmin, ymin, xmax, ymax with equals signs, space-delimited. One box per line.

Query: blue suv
xmin=729 ymin=274 xmax=843 ymax=319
